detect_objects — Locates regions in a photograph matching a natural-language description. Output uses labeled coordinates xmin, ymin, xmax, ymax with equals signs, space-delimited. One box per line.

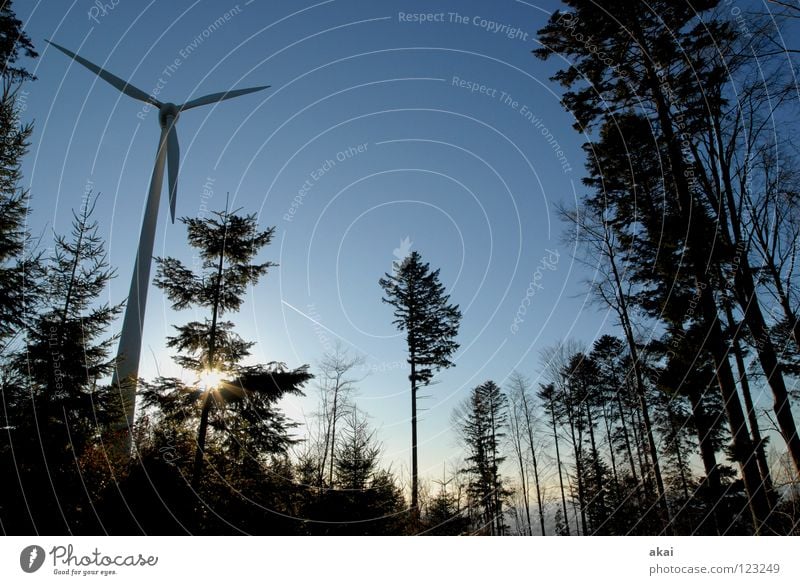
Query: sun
xmin=197 ymin=369 xmax=225 ymax=392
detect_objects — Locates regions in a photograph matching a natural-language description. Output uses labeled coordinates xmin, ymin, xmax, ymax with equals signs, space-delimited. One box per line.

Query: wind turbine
xmin=47 ymin=41 xmax=269 ymax=444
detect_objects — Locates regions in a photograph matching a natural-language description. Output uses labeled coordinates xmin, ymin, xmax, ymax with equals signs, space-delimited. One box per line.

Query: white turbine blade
xmin=46 ymin=40 xmax=160 ymax=106
xmin=179 ymin=86 xmax=270 ymax=111
xmin=167 ymin=123 xmax=179 ymax=223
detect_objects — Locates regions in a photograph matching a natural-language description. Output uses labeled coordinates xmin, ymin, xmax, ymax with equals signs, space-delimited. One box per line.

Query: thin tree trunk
xmin=510 ymin=404 xmax=532 ymax=535
xmin=685 ymin=387 xmax=722 ymax=535
xmin=675 ymin=450 xmax=690 ymax=503
xmin=488 ymin=394 xmax=503 ymax=536
xmin=725 ymin=304 xmax=776 ymax=502
xmin=515 ymin=452 xmax=531 ymax=535
xmin=192 ymin=395 xmax=212 ymax=488
xmin=615 ymin=391 xmax=641 ymax=495
xmin=586 ymin=400 xmax=606 ymax=531
xmin=568 ymin=477 xmax=582 ymax=535
xmin=530 ymin=451 xmax=545 ymax=536
xmin=664 ymin=397 xmax=692 ymax=532
xmin=665 ymin=398 xmax=691 ymax=503
xmin=732 ymin=264 xmax=800 ymax=477
xmin=192 ymin=208 xmax=228 ymax=488
xmin=410 ymin=357 xmax=419 ymax=527
xmin=318 ymin=411 xmax=331 ymax=491
xmin=672 ymin=435 xmax=692 ymax=534
xmin=328 ymin=373 xmax=341 ymax=487
xmin=605 ymin=237 xmax=671 ymax=529
xmin=521 ymin=391 xmax=546 ymax=535
xmin=42 ymin=211 xmax=87 ymax=432
xmin=602 ymin=402 xmax=620 ymax=493
xmin=565 ymin=389 xmax=588 ymax=536
xmin=630 ymin=403 xmax=650 ymax=494
xmin=61 ymin=212 xmax=86 ymax=323
xmin=549 ymin=398 xmax=570 ymax=535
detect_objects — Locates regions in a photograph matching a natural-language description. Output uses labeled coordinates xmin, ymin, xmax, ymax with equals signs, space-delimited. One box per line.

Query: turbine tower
xmin=47 ymin=41 xmax=269 ymax=444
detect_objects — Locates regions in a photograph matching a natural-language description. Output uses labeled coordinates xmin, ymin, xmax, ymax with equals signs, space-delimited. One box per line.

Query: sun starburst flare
xmin=197 ymin=369 xmax=226 ymax=393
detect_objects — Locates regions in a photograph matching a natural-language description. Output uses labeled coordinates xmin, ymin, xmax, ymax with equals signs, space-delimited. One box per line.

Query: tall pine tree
xmin=379 ymin=250 xmax=461 ymax=525
xmin=147 ymin=208 xmax=311 ymax=487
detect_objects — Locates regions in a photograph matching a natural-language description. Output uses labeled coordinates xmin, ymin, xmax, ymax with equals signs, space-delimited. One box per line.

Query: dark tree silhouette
xmin=0 ymin=84 xmax=37 ymax=349
xmin=538 ymin=382 xmax=571 ymax=535
xmin=148 ymin=208 xmax=310 ymax=487
xmin=507 ymin=371 xmax=546 ymax=535
xmin=562 ymin=201 xmax=671 ymax=531
xmin=379 ymin=250 xmax=461 ymax=525
xmin=564 ymin=353 xmax=613 ymax=534
xmin=424 ymin=483 xmax=470 ymax=535
xmin=2 ymin=196 xmax=121 ymax=533
xmin=535 ymin=1 xmax=783 ymax=531
xmin=507 ymin=373 xmax=532 ymax=534
xmin=299 ymin=406 xmax=407 ymax=535
xmin=454 ymin=380 xmax=510 ymax=535
xmin=19 ymin=196 xmax=121 ymax=439
xmin=316 ymin=343 xmax=363 ymax=489
xmin=0 ymin=1 xmax=37 ymax=82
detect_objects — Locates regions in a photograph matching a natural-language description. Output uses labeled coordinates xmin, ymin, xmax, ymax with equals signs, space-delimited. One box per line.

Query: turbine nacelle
xmin=158 ymin=102 xmax=180 ymax=129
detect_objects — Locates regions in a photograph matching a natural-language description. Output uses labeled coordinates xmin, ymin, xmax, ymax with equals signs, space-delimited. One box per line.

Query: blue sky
xmin=16 ymin=0 xmax=616 ymax=482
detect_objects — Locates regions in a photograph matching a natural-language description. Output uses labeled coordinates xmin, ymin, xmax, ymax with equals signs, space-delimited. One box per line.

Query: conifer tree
xmin=302 ymin=406 xmax=406 ymax=535
xmin=379 ymin=250 xmax=461 ymax=524
xmin=454 ymin=380 xmax=510 ymax=535
xmin=0 ymin=0 xmax=37 ymax=83
xmin=425 ymin=485 xmax=470 ymax=535
xmin=148 ymin=208 xmax=311 ymax=487
xmin=4 ymin=195 xmax=121 ymax=532
xmin=20 ymin=196 xmax=121 ymax=445
xmin=334 ymin=406 xmax=380 ymax=493
xmin=0 ymin=84 xmax=36 ymax=350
